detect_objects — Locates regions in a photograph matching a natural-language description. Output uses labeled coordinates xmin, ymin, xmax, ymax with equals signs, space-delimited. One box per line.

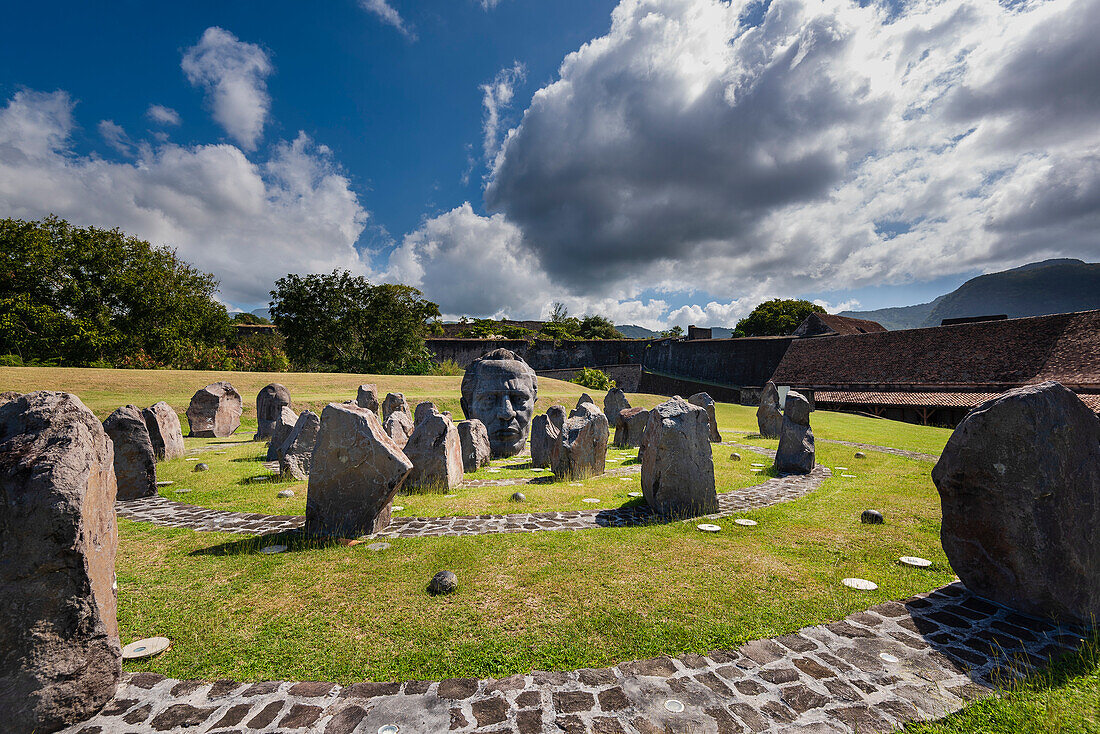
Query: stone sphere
xmin=861 ymin=509 xmax=884 ymax=525
xmin=510 ymin=492 xmax=526 ymax=502
xmin=194 ymin=462 xmax=209 ymax=472
xmin=855 ymin=451 xmax=867 ymax=459
xmin=729 ymin=452 xmax=741 ymax=462
xmin=428 ymin=571 xmax=458 ymax=595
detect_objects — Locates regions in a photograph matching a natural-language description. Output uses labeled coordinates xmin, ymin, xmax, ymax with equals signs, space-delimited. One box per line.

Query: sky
xmin=1 ymin=0 xmax=1098 ymax=330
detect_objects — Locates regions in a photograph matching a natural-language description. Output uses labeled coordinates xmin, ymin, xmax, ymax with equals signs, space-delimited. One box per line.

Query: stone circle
xmin=697 ymin=523 xmax=721 ymax=533
xmin=900 ymin=556 xmax=932 ymax=568
xmin=842 ymin=577 xmax=878 ymax=591
xmin=121 ymin=637 xmax=170 ymax=660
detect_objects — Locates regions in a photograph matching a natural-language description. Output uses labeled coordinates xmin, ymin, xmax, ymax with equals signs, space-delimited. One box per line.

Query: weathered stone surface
xmin=0 ymin=391 xmax=21 ymax=406
xmin=254 ymin=383 xmax=291 ymax=440
xmin=775 ymin=391 xmax=815 ymax=475
xmin=383 ymin=410 xmax=414 ymax=449
xmin=142 ymin=402 xmax=185 ymax=461
xmin=861 ymin=510 xmax=884 ymax=525
xmin=0 ymin=391 xmax=121 ymax=732
xmin=551 ymin=411 xmax=609 ymax=481
xmin=931 ymin=381 xmax=1100 ymax=626
xmin=414 ymin=401 xmax=440 ymax=426
xmin=185 ymin=382 xmax=242 ymax=438
xmin=530 ymin=406 xmax=566 ymax=468
xmin=641 ymin=398 xmax=717 ymax=517
xmin=757 ymin=381 xmax=783 ymax=438
xmin=102 ymin=405 xmax=156 ymax=500
xmin=604 ymin=388 xmax=631 ymax=424
xmin=428 ymin=570 xmax=458 ymax=595
xmin=355 ymin=384 xmax=379 ymax=414
xmin=305 ymin=403 xmax=413 ymax=537
xmin=613 ymin=407 xmax=649 ymax=448
xmin=688 ymin=392 xmax=721 ymax=443
xmin=457 ymin=419 xmax=491 ymax=473
xmin=265 ymin=406 xmax=300 ymax=462
xmin=460 ymin=349 xmax=538 ymax=458
xmin=403 ymin=413 xmax=464 ymax=492
xmin=279 ymin=410 xmax=321 ymax=481
xmin=381 ymin=393 xmax=411 ymax=422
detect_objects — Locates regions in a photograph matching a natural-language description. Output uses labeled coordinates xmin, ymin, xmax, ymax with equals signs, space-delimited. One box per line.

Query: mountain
xmin=250 ymin=307 xmax=273 ymax=320
xmin=615 ymin=324 xmax=661 ymax=339
xmin=841 ymin=259 xmax=1100 ymax=329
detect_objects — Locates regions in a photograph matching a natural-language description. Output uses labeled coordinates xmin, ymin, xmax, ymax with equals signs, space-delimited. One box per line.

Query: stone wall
xmin=536 ymin=365 xmax=642 ymax=392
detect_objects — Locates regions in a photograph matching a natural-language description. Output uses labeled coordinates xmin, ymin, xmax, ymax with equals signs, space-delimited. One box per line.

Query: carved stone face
xmin=462 ymin=358 xmax=537 ymax=458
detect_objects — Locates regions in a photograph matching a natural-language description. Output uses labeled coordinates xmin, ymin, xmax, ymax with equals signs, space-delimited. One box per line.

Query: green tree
xmin=734 ymin=299 xmax=825 ymax=336
xmin=232 ymin=312 xmax=271 ymax=325
xmin=660 ymin=325 xmax=684 ymax=338
xmin=0 ymin=216 xmax=232 ymax=366
xmin=576 ymin=315 xmax=624 ymax=340
xmin=270 ymin=270 xmax=441 ymax=373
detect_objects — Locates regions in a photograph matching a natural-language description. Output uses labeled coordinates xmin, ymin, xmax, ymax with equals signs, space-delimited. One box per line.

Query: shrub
xmin=427 ymin=359 xmax=464 ymax=376
xmin=571 ymin=366 xmax=616 ymax=391
xmin=0 ymin=354 xmax=22 ymax=366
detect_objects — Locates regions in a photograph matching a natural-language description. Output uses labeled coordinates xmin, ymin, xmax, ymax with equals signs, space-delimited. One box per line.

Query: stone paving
xmin=724 ymin=432 xmax=939 ymax=463
xmin=115 ymin=467 xmax=830 ymax=539
xmin=64 ymin=582 xmax=1091 ymax=734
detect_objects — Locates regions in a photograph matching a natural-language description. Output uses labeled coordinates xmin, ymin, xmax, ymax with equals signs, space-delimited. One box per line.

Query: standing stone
xmin=185 ymin=381 xmax=242 ymax=438
xmin=305 ymin=403 xmax=413 ymax=537
xmin=931 ymin=381 xmax=1100 ymax=626
xmin=575 ymin=393 xmax=595 ymax=411
xmin=551 ymin=411 xmax=610 ymax=481
xmin=570 ymin=401 xmax=604 ymax=420
xmin=0 ymin=392 xmax=121 ymax=732
xmin=530 ymin=406 xmax=566 ymax=468
xmin=775 ymin=391 xmax=815 ymax=475
xmin=254 ymin=383 xmax=291 ymax=440
xmin=383 ymin=410 xmax=415 ymax=449
xmin=604 ymin=388 xmax=631 ymax=424
xmin=0 ymin=391 xmax=21 ymax=406
xmin=142 ymin=401 xmax=185 ymax=461
xmin=457 ymin=419 xmax=491 ymax=473
xmin=613 ymin=407 xmax=650 ymax=448
xmin=279 ymin=410 xmax=322 ymax=481
xmin=688 ymin=392 xmax=721 ymax=443
xmin=403 ymin=413 xmax=464 ymax=492
xmin=356 ymin=384 xmax=380 ymax=414
xmin=641 ymin=398 xmax=717 ymax=518
xmin=382 ymin=393 xmax=411 ymax=422
xmin=102 ymin=405 xmax=156 ymax=500
xmin=265 ymin=406 xmax=300 ymax=462
xmin=414 ymin=401 xmax=440 ymax=426
xmin=757 ymin=381 xmax=783 ymax=439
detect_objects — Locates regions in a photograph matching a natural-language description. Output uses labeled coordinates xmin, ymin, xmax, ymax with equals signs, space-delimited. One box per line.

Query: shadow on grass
xmin=189 ymin=529 xmax=352 ymax=557
xmin=230 ymin=455 xmax=268 ymax=464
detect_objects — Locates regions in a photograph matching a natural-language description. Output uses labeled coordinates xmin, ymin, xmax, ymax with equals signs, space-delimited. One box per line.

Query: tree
xmin=576 ymin=315 xmax=624 ymax=339
xmin=0 ymin=216 xmax=232 ymax=366
xmin=660 ymin=325 xmax=684 ymax=338
xmin=549 ymin=302 xmax=569 ymax=323
xmin=270 ymin=270 xmax=441 ymax=373
xmin=734 ymin=299 xmax=825 ymax=336
xmin=232 ymin=312 xmax=270 ymax=325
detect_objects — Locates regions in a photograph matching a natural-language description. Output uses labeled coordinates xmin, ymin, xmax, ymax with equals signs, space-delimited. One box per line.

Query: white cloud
xmin=481 ymin=62 xmax=525 ymax=162
xmin=182 ymin=27 xmax=273 ymax=150
xmin=480 ymin=0 xmax=505 ymax=9
xmin=359 ymin=0 xmax=415 ymax=39
xmin=0 ymin=90 xmax=370 ymax=307
xmin=97 ymin=120 xmax=134 ymax=156
xmin=146 ymin=104 xmax=181 ymax=126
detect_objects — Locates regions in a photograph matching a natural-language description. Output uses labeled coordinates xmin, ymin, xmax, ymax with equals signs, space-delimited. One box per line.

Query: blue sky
xmin=1 ymin=0 xmax=1097 ymax=328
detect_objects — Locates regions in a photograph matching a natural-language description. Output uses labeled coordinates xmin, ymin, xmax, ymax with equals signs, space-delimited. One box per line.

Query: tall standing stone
xmin=265 ymin=406 xmax=300 ymax=462
xmin=457 ymin=419 xmax=491 ymax=473
xmin=414 ymin=401 xmax=440 ymax=425
xmin=142 ymin=401 xmax=185 ymax=461
xmin=604 ymin=388 xmax=631 ymax=424
xmin=931 ymin=382 xmax=1100 ymax=626
xmin=279 ymin=410 xmax=321 ymax=481
xmin=403 ymin=413 xmax=464 ymax=492
xmin=641 ymin=398 xmax=717 ymax=518
xmin=383 ymin=411 xmax=415 ymax=449
xmin=530 ymin=406 xmax=566 ymax=468
xmin=254 ymin=383 xmax=291 ymax=440
xmin=757 ymin=381 xmax=783 ymax=438
xmin=688 ymin=392 xmax=721 ymax=443
xmin=613 ymin=407 xmax=649 ymax=448
xmin=0 ymin=391 xmax=121 ymax=732
xmin=185 ymin=381 xmax=242 ymax=438
xmin=775 ymin=391 xmax=815 ymax=475
xmin=551 ymin=411 xmax=610 ymax=481
xmin=382 ymin=393 xmax=411 ymax=422
xmin=570 ymin=400 xmax=604 ymax=420
xmin=305 ymin=403 xmax=413 ymax=537
xmin=102 ymin=405 xmax=156 ymax=500
xmin=356 ymin=384 xmax=380 ymax=414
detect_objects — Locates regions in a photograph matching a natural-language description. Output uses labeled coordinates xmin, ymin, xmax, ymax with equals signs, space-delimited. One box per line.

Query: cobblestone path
xmin=723 ymin=432 xmax=939 ymax=463
xmin=115 ymin=467 xmax=830 ymax=538
xmin=65 ymin=583 xmax=1090 ymax=734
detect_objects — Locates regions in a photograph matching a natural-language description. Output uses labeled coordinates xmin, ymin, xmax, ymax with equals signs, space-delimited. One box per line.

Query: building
xmin=769 ymin=309 xmax=1100 ymax=425
xmin=791 ymin=313 xmax=887 ymax=338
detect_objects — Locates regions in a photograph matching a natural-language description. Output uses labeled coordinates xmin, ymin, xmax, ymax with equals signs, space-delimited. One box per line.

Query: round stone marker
xmin=378 ymin=726 xmax=400 ymax=734
xmin=620 ymin=477 xmax=632 ymax=481
xmin=122 ymin=637 xmax=170 ymax=660
xmin=628 ymin=491 xmax=642 ymax=498
xmin=391 ymin=505 xmax=404 ymax=511
xmin=841 ymin=474 xmax=857 ymax=479
xmin=155 ymin=480 xmax=173 ymax=487
xmin=194 ymin=462 xmax=209 ymax=472
xmin=582 ymin=497 xmax=600 ymax=503
xmin=751 ymin=462 xmax=765 ymax=467
xmin=835 ymin=466 xmax=849 ymax=471
xmin=511 ymin=492 xmax=525 ymax=502
xmin=569 ymin=483 xmax=583 ymax=487
xmin=879 ymin=653 xmax=899 ymax=664
xmin=697 ymin=523 xmax=721 ymax=533
xmin=428 ymin=570 xmax=458 ymax=595
xmin=855 ymin=451 xmax=867 ymax=459
xmin=259 ymin=544 xmax=287 ymax=554
xmin=277 ymin=489 xmax=295 ymax=498
xmin=900 ymin=556 xmax=933 ymax=568
xmin=175 ymin=488 xmax=191 ymax=494
xmin=842 ymin=577 xmax=878 ymax=591
xmin=664 ymin=699 xmax=685 ymax=713
xmin=860 ymin=510 xmax=884 ymax=525
xmin=367 ymin=542 xmax=391 ymax=551
xmin=186 ymin=457 xmax=200 ymax=461
xmin=729 ymin=453 xmax=742 ymax=461
xmin=487 ymin=468 xmax=501 ymax=473
xmin=444 ymin=494 xmax=457 ymax=499
xmin=734 ymin=519 xmax=758 ymax=527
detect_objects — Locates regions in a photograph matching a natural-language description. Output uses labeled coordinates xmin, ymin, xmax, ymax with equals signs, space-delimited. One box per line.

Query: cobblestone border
xmin=64 ymin=583 xmax=1091 ymax=734
xmin=116 ymin=467 xmax=830 ymax=538
xmin=724 ymin=431 xmax=939 ymax=463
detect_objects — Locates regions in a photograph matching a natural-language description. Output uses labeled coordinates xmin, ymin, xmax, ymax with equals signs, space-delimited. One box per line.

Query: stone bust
xmin=460 ymin=348 xmax=538 ymax=458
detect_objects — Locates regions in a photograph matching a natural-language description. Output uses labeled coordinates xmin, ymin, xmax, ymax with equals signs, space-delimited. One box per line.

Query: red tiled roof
xmin=771 ymin=309 xmax=1100 ymax=389
xmin=792 ymin=313 xmax=887 ymax=337
xmin=816 ymin=389 xmax=1100 ymax=413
